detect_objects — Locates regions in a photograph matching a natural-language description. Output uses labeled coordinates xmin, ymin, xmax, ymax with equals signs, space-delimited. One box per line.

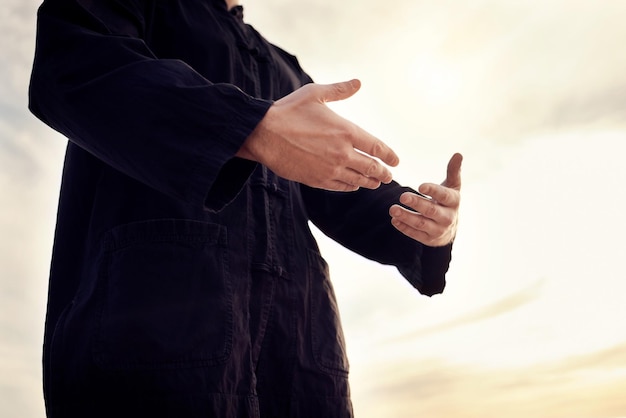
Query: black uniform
xmin=28 ymin=1 xmax=452 ymax=416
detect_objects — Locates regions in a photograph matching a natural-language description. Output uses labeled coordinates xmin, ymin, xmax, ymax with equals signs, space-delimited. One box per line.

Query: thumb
xmin=442 ymin=152 xmax=463 ymax=190
xmin=319 ymin=79 xmax=362 ymax=103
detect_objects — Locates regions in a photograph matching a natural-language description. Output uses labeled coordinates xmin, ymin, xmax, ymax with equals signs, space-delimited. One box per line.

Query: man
xmin=28 ymin=0 xmax=462 ymax=417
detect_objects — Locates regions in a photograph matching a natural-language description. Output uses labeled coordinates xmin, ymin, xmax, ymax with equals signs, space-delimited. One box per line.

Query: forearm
xmin=301 ymin=182 xmax=451 ymax=295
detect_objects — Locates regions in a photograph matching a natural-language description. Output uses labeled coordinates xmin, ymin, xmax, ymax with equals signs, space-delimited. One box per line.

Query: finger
xmin=351 ymin=131 xmax=400 ymax=168
xmin=391 ymin=217 xmax=433 ymax=245
xmin=442 ymin=152 xmax=463 ymax=190
xmin=318 ymin=79 xmax=362 ymax=103
xmin=390 ymin=206 xmax=441 ymax=244
xmin=399 ymin=192 xmax=441 ymax=221
xmin=333 ymin=166 xmax=382 ymax=190
xmin=348 ymin=150 xmax=393 ymax=184
xmin=417 ymin=183 xmax=459 ymax=208
xmin=314 ymin=80 xmax=400 ymax=167
xmin=390 ymin=204 xmax=437 ymax=230
xmin=312 ymin=80 xmax=400 ymax=168
xmin=321 ymin=179 xmax=361 ymax=192
xmin=405 ymin=194 xmax=456 ymax=226
xmin=390 ymin=204 xmax=447 ymax=239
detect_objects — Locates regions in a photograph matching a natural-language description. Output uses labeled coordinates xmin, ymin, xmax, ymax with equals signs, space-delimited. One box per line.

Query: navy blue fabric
xmin=28 ymin=1 xmax=453 ymax=416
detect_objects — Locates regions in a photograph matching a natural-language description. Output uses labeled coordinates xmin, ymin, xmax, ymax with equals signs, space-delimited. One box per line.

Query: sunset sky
xmin=2 ymin=0 xmax=626 ymax=417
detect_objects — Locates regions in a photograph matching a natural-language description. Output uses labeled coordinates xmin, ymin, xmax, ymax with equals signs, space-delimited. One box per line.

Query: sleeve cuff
xmin=203 ymin=157 xmax=258 ymax=212
xmin=398 ymin=242 xmax=453 ymax=296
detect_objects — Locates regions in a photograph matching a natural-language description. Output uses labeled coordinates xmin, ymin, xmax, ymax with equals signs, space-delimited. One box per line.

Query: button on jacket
xmin=28 ymin=1 xmax=453 ymax=417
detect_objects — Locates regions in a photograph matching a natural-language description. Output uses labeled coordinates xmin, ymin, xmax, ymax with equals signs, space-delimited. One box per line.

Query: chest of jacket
xmin=143 ymin=1 xmax=308 ymax=99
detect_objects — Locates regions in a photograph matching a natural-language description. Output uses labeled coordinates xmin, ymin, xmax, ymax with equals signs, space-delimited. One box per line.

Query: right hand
xmin=236 ymin=79 xmax=399 ymax=191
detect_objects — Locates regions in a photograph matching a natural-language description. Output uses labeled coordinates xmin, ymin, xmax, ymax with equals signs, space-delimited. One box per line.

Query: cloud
xmin=389 ymin=279 xmax=545 ymax=342
xmin=0 ymin=4 xmax=64 ymax=416
xmin=249 ymin=0 xmax=626 ymax=147
xmin=353 ymin=344 xmax=626 ymax=418
xmin=548 ymin=84 xmax=626 ymax=130
xmin=0 ymin=125 xmax=59 ymax=418
xmin=550 ymin=342 xmax=626 ymax=374
xmin=0 ymin=344 xmax=45 ymax=418
xmin=0 ymin=1 xmax=41 ymax=106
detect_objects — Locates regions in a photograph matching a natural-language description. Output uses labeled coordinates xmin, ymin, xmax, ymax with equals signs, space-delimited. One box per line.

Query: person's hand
xmin=237 ymin=79 xmax=399 ymax=191
xmin=389 ymin=153 xmax=463 ymax=247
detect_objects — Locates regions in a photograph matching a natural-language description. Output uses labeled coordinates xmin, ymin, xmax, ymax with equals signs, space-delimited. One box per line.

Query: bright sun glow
xmin=407 ymin=56 xmax=463 ymax=106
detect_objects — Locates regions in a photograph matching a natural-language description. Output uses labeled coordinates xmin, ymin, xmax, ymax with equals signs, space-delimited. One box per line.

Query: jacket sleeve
xmin=28 ymin=0 xmax=272 ymax=211
xmin=301 ymin=182 xmax=453 ymax=296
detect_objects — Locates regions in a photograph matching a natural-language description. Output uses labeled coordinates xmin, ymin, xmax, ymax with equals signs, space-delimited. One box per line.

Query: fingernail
xmin=390 ymin=154 xmax=400 ymax=167
xmin=400 ymin=194 xmax=413 ymax=205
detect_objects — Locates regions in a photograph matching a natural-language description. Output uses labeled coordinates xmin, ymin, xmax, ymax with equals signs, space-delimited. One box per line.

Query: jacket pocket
xmin=307 ymin=249 xmax=350 ymax=377
xmin=94 ymin=219 xmax=232 ymax=370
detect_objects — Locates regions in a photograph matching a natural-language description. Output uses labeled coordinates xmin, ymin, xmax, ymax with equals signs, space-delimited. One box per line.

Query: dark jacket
xmin=28 ymin=1 xmax=452 ymax=417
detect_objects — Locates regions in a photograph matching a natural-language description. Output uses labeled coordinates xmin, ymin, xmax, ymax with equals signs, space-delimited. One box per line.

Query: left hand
xmin=389 ymin=153 xmax=463 ymax=247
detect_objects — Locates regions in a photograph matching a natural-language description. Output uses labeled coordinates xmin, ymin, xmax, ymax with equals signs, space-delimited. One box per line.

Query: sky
xmin=1 ymin=0 xmax=626 ymax=417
